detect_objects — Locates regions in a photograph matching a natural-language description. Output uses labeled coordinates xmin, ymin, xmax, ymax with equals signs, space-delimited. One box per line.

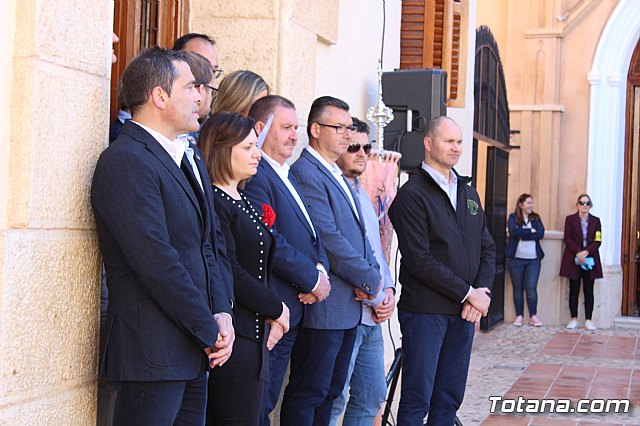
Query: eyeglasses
xmin=196 ymin=84 xmax=219 ymax=98
xmin=578 ymin=201 xmax=592 ymax=206
xmin=213 ymin=67 xmax=224 ymax=79
xmin=316 ymin=123 xmax=358 ymax=134
xmin=347 ymin=143 xmax=372 ymax=155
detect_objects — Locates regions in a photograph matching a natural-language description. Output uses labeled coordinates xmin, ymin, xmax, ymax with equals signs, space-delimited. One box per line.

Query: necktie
xmin=180 ymin=135 xmax=204 ymax=191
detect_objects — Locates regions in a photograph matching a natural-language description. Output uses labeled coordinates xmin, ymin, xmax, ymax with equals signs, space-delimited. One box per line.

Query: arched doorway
xmin=621 ymin=40 xmax=640 ymax=317
xmin=588 ymin=0 xmax=640 ymax=325
xmin=473 ymin=25 xmax=511 ymax=330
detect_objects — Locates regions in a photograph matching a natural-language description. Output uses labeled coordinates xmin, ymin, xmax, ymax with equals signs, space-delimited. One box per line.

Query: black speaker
xmin=381 ymin=69 xmax=447 ymax=171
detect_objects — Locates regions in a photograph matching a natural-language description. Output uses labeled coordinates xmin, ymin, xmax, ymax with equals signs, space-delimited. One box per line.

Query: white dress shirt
xmin=307 ymin=146 xmax=359 ymax=219
xmin=421 ymin=161 xmax=457 ymax=210
xmin=261 ymin=151 xmax=327 ymax=287
xmin=261 ymin=151 xmax=316 ymax=238
xmin=132 ymin=121 xmax=185 ymax=167
xmin=421 ymin=161 xmax=472 ymax=303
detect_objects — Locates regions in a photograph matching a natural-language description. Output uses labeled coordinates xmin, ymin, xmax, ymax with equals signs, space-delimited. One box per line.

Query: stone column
xmin=0 ymin=0 xmax=111 ymax=423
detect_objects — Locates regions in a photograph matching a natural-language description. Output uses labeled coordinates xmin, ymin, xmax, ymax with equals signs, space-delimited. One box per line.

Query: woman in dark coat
xmin=200 ymin=112 xmax=289 ymax=425
xmin=505 ymin=193 xmax=545 ymax=327
xmin=559 ymin=194 xmax=603 ymax=331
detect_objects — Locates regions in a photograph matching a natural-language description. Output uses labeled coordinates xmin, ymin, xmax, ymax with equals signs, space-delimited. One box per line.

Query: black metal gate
xmin=473 ymin=26 xmax=511 ymax=331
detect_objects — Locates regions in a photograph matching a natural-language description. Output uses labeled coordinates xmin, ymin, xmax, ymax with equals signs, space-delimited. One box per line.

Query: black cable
xmin=381 ymin=0 xmax=387 ymax=68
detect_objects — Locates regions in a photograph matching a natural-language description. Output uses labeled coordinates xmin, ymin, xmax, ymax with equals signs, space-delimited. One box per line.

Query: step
xmin=613 ymin=316 xmax=640 ymax=329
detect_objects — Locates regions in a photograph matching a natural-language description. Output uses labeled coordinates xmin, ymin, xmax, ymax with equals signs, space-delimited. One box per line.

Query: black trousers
xmin=207 ymin=335 xmax=263 ymax=425
xmin=112 ymin=371 xmax=207 ymax=426
xmin=569 ymin=268 xmax=595 ymax=320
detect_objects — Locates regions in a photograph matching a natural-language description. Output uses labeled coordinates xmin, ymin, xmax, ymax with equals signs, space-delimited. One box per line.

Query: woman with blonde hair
xmin=211 ymin=70 xmax=269 ymax=116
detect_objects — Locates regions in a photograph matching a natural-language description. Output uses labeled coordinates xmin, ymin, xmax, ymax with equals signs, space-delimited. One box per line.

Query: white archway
xmin=587 ymin=0 xmax=640 ymax=267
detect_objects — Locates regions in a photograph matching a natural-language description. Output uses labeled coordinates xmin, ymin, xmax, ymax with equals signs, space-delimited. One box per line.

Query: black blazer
xmin=243 ymin=158 xmax=329 ymax=328
xmin=212 ymin=187 xmax=283 ymax=379
xmin=91 ymin=121 xmax=233 ymax=382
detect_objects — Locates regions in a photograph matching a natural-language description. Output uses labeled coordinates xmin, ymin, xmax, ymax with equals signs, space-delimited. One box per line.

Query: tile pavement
xmin=456 ymin=323 xmax=640 ymax=426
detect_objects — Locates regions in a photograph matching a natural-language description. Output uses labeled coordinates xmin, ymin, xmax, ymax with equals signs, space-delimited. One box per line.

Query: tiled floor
xmin=456 ymin=325 xmax=640 ymax=426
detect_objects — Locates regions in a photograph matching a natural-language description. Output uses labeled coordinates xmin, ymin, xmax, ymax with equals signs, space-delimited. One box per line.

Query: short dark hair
xmin=351 ymin=117 xmax=370 ymax=135
xmin=117 ymin=78 xmax=128 ymax=110
xmin=248 ymin=95 xmax=296 ymax=123
xmin=307 ymin=96 xmax=350 ymax=140
xmin=173 ymin=33 xmax=216 ymax=51
xmin=199 ymin=111 xmax=256 ymax=188
xmin=181 ymin=51 xmax=213 ymax=86
xmin=121 ymin=46 xmax=187 ymax=116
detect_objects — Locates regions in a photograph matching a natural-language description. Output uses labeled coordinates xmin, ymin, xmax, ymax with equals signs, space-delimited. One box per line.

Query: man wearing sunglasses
xmin=329 ymin=117 xmax=396 ymax=426
xmin=283 ymin=97 xmax=382 ymax=426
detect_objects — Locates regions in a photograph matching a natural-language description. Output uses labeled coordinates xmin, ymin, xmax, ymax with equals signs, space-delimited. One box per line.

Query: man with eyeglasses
xmin=174 ymin=33 xmax=223 ymax=141
xmin=181 ymin=52 xmax=216 ymax=127
xmin=173 ymin=33 xmax=224 ymax=82
xmin=328 ymin=117 xmax=396 ymax=426
xmin=282 ymin=97 xmax=382 ymax=426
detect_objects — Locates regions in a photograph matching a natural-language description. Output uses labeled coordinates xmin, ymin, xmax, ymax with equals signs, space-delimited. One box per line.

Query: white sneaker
xmin=584 ymin=320 xmax=597 ymax=331
xmin=566 ymin=319 xmax=578 ymax=329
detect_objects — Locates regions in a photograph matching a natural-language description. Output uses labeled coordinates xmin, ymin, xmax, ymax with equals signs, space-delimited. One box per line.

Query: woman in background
xmin=505 ymin=193 xmax=545 ymax=327
xmin=200 ymin=111 xmax=289 ymax=425
xmin=211 ymin=70 xmax=269 ymax=116
xmin=559 ymin=194 xmax=602 ymax=331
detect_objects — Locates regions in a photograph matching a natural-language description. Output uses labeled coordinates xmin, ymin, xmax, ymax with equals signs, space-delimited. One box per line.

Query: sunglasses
xmin=347 ymin=143 xmax=372 ymax=155
xmin=578 ymin=201 xmax=592 ymax=206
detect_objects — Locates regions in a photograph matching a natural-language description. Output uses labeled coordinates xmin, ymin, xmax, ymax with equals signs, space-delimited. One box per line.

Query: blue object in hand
xmin=575 ymin=256 xmax=595 ymax=270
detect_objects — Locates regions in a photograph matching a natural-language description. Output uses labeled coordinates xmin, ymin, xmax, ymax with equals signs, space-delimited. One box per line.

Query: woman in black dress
xmin=200 ymin=111 xmax=289 ymax=425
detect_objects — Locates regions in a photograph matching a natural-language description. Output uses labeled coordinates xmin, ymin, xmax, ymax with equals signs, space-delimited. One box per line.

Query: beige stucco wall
xmin=477 ymin=1 xmax=623 ymax=327
xmin=0 ymin=0 xmax=111 ymax=423
xmin=479 ymin=0 xmax=617 ymax=228
xmin=191 ymin=0 xmax=339 ymax=124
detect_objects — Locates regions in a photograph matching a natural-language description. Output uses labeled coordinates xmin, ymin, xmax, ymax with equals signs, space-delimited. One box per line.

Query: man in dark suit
xmin=243 ymin=95 xmax=331 ymax=425
xmin=91 ymin=46 xmax=234 ymax=425
xmin=281 ymin=96 xmax=381 ymax=426
xmin=389 ymin=116 xmax=495 ymax=425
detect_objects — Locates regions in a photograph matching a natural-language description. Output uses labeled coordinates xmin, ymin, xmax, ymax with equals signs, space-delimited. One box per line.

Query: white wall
xmin=314 ymin=0 xmax=402 ymax=124
xmin=450 ymin=0 xmax=477 ymax=176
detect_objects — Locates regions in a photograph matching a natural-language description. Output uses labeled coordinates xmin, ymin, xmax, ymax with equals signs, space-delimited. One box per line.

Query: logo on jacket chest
xmin=467 ymin=199 xmax=479 ymax=215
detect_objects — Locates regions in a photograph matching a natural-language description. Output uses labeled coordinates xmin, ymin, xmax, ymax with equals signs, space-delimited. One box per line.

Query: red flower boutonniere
xmin=261 ymin=204 xmax=276 ymax=228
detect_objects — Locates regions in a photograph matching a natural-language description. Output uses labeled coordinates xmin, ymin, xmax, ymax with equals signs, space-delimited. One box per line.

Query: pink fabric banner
xmin=360 ymin=150 xmax=401 ymax=263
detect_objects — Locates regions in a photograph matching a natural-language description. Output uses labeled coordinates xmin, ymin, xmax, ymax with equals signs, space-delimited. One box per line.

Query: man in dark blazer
xmin=281 ymin=96 xmax=381 ymax=426
xmin=389 ymin=116 xmax=495 ymax=425
xmin=91 ymin=46 xmax=234 ymax=425
xmin=243 ymin=95 xmax=331 ymax=425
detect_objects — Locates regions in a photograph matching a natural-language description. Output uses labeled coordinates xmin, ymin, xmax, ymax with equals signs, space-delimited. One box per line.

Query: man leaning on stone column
xmin=91 ymin=46 xmax=234 ymax=425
